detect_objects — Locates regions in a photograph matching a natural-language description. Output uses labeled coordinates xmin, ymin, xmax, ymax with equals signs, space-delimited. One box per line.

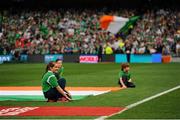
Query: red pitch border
xmin=0 ymin=106 xmax=125 ymax=116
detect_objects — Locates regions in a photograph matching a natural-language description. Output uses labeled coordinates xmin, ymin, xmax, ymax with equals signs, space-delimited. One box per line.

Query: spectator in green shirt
xmin=118 ymin=63 xmax=135 ymax=88
xmin=41 ymin=61 xmax=71 ymax=102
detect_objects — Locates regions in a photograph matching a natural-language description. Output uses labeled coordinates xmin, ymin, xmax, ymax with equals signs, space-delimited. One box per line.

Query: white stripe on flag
xmin=0 ymin=90 xmax=110 ymax=96
xmin=107 ymin=16 xmax=129 ymax=34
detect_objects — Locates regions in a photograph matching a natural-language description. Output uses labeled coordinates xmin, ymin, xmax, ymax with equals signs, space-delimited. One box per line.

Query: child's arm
xmin=59 ymin=67 xmax=64 ymax=77
xmin=64 ymin=89 xmax=72 ymax=99
xmin=119 ymin=77 xmax=127 ymax=88
xmin=56 ymin=86 xmax=71 ymax=101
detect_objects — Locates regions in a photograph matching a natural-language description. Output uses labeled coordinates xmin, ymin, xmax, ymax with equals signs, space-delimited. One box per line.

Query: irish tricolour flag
xmin=0 ymin=87 xmax=121 ymax=101
xmin=100 ymin=15 xmax=129 ymax=34
xmin=100 ymin=15 xmax=140 ymax=34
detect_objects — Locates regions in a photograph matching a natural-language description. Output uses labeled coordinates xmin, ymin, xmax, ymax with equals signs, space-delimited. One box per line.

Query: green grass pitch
xmin=0 ymin=62 xmax=180 ymax=119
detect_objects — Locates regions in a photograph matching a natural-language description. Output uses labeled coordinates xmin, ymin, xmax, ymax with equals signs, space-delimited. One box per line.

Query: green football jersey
xmin=41 ymin=71 xmax=58 ymax=92
xmin=119 ymin=71 xmax=131 ymax=80
xmin=58 ymin=67 xmax=64 ymax=77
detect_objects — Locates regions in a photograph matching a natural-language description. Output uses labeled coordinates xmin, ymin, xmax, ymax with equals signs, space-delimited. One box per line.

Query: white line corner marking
xmin=96 ymin=85 xmax=180 ymax=120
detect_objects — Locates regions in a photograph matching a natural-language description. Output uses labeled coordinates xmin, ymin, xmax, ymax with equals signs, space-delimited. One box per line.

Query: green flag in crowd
xmin=119 ymin=16 xmax=140 ymax=34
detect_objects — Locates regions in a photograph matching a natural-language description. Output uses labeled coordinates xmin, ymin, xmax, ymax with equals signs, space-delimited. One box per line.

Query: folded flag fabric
xmin=100 ymin=15 xmax=129 ymax=34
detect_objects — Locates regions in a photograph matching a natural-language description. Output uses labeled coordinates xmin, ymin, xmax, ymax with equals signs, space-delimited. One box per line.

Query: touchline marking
xmin=96 ymin=85 xmax=180 ymax=120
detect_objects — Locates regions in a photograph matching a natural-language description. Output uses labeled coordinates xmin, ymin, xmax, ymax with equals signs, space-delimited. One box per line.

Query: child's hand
xmin=67 ymin=93 xmax=72 ymax=99
xmin=66 ymin=96 xmax=72 ymax=101
xmin=122 ymin=85 xmax=127 ymax=88
xmin=128 ymin=79 xmax=132 ymax=82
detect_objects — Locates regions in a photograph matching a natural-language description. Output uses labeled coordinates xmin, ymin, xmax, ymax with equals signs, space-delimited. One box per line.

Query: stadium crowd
xmin=0 ymin=8 xmax=180 ymax=58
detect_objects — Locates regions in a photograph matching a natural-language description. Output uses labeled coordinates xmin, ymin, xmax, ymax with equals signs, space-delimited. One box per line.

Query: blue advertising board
xmin=152 ymin=54 xmax=162 ymax=63
xmin=0 ymin=55 xmax=13 ymax=64
xmin=20 ymin=55 xmax=28 ymax=62
xmin=44 ymin=54 xmax=63 ymax=63
xmin=131 ymin=54 xmax=152 ymax=63
xmin=115 ymin=54 xmax=127 ymax=63
xmin=115 ymin=54 xmax=162 ymax=63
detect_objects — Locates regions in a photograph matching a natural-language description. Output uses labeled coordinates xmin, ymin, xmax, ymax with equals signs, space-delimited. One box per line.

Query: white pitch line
xmin=96 ymin=85 xmax=180 ymax=120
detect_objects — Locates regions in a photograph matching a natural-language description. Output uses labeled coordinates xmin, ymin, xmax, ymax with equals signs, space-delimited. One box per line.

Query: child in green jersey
xmin=54 ymin=59 xmax=64 ymax=80
xmin=54 ymin=59 xmax=71 ymax=99
xmin=41 ymin=61 xmax=71 ymax=102
xmin=118 ymin=63 xmax=135 ymax=88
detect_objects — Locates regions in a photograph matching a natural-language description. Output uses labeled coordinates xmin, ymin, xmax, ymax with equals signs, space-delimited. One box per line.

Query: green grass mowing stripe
xmin=103 ymin=85 xmax=180 ymax=119
xmin=109 ymin=88 xmax=180 ymax=119
xmin=0 ymin=63 xmax=120 ymax=86
xmin=0 ymin=63 xmax=180 ymax=87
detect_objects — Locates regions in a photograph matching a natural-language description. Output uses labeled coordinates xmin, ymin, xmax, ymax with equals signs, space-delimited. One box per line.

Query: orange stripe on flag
xmin=100 ymin=15 xmax=114 ymax=30
xmin=0 ymin=86 xmax=122 ymax=91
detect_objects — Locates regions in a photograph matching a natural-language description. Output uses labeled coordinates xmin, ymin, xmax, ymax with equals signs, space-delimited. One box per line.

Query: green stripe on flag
xmin=119 ymin=16 xmax=140 ymax=34
xmin=0 ymin=95 xmax=90 ymax=101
